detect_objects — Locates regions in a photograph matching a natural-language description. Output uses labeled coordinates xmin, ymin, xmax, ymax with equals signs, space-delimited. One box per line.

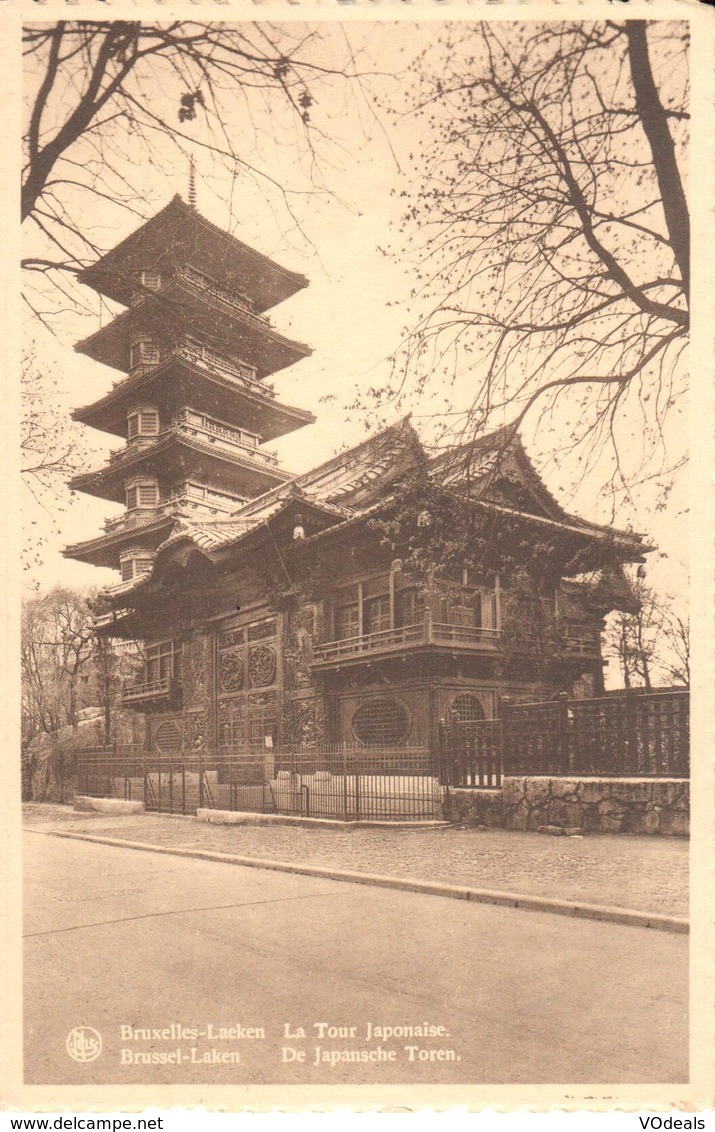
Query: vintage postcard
xmin=2 ymin=0 xmax=713 ymax=1117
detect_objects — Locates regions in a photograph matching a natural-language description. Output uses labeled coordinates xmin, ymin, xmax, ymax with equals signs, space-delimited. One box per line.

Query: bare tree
xmin=21 ymin=343 xmax=94 ymax=576
xmin=391 ymin=20 xmax=688 ymax=500
xmin=21 ymin=586 xmax=145 ymax=799
xmin=604 ymin=578 xmax=688 ymax=688
xmin=656 ymin=605 xmax=689 ymax=688
xmin=22 ymin=587 xmax=96 ymax=736
xmin=23 ymin=20 xmax=377 ymax=327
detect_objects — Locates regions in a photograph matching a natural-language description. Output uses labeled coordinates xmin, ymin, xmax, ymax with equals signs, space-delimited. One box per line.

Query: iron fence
xmin=502 ymin=689 xmax=689 ymax=777
xmin=75 ymin=743 xmax=440 ymax=821
xmin=74 ymin=690 xmax=689 ymax=820
xmin=438 ymin=720 xmax=503 ymax=788
xmin=76 ymin=748 xmax=145 ymax=803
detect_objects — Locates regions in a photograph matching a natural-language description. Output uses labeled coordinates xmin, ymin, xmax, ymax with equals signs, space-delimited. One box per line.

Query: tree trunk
xmin=626 ymin=21 xmax=690 ymax=300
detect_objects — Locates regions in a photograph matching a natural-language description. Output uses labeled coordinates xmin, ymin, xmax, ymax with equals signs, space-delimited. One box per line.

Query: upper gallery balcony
xmin=171 ymin=409 xmax=279 ymax=466
xmin=177 ymin=267 xmax=270 ymax=325
xmin=121 ymin=641 xmax=181 ymax=707
xmin=102 ymin=412 xmax=280 ymax=471
xmin=312 ymin=619 xmax=600 ymax=668
xmin=120 ymin=341 xmax=270 ymax=399
xmin=121 ymin=675 xmax=181 ymax=707
xmin=562 ymin=631 xmax=601 ymax=659
xmin=175 ymin=341 xmax=271 ymax=398
xmin=312 ymin=615 xmax=502 ymax=669
xmin=102 ymin=483 xmax=244 ymax=536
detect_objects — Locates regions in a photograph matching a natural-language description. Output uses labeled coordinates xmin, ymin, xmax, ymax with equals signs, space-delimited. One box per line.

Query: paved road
xmin=23 ymin=832 xmax=687 ymax=1087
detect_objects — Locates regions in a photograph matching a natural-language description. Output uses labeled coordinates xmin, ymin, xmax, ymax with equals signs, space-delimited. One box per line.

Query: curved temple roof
xmin=103 ymin=417 xmax=649 ymax=604
xmin=77 ymin=195 xmax=308 ymax=314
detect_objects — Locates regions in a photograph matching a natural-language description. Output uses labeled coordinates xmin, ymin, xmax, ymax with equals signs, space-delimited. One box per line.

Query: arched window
xmin=352 ymin=698 xmax=410 ymax=747
xmin=450 ymin=693 xmax=486 ymax=723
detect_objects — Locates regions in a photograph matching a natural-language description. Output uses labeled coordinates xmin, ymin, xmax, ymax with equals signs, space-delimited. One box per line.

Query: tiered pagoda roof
xmin=64 ymin=194 xmax=315 ymax=575
xmin=71 ymin=350 xmax=314 ymax=441
xmin=69 ymin=426 xmax=292 ymax=504
xmin=74 ymin=274 xmax=311 ymax=378
xmin=77 ymin=194 xmax=308 ymax=312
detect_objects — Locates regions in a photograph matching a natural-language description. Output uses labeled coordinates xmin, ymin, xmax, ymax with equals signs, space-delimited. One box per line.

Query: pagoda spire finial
xmin=188 ymin=159 xmax=197 ymax=209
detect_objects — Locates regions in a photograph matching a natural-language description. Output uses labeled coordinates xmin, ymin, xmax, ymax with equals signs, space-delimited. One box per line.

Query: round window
xmin=154 ymin=719 xmax=182 ymax=753
xmin=352 ymin=698 xmax=410 ymax=747
xmin=450 ymin=693 xmax=486 ymax=723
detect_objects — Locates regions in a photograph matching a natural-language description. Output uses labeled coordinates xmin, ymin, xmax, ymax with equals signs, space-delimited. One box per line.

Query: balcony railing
xmin=103 ymin=487 xmax=246 ymax=535
xmin=563 ymin=634 xmax=601 ymax=658
xmin=169 ymin=484 xmax=244 ymax=511
xmin=104 ymin=507 xmax=166 ymax=534
xmin=104 ymin=418 xmax=279 ymax=473
xmin=178 ymin=267 xmax=271 ymax=329
xmin=313 ymin=618 xmax=600 ymax=666
xmin=108 ymin=438 xmax=156 ymax=464
xmin=112 ymin=344 xmax=273 ymax=400
xmin=173 ymin=410 xmax=279 ymax=466
xmin=176 ymin=343 xmax=273 ymax=399
xmin=313 ymin=620 xmax=502 ymax=665
xmin=121 ymin=676 xmax=180 ymax=706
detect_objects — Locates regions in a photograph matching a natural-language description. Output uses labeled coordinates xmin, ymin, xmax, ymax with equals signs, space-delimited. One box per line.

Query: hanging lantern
xmin=292 ymin=512 xmax=306 ymax=541
xmin=391 ymin=558 xmax=403 ymax=574
xmin=417 ymin=510 xmax=432 ymax=528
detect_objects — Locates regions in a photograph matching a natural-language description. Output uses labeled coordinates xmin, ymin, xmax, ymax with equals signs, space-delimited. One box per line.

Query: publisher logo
xmin=66 ymin=1027 xmax=102 ymax=1062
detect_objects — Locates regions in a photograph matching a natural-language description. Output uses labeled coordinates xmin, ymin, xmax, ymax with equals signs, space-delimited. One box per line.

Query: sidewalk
xmin=23 ymin=802 xmax=688 ymax=918
xmin=22 ymin=802 xmax=688 ymax=917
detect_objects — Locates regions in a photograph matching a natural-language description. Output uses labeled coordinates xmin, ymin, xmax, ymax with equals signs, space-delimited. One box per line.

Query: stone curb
xmin=26 ymin=828 xmax=688 ymax=934
xmin=196 ymin=808 xmax=449 ymax=831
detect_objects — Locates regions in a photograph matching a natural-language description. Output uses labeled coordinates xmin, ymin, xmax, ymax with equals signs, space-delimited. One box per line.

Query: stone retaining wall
xmin=446 ymin=777 xmax=688 ymax=836
xmin=442 ymin=788 xmax=504 ymax=828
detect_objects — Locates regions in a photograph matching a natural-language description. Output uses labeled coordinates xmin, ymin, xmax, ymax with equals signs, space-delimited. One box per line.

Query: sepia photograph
xmin=8 ymin=2 xmax=712 ymax=1111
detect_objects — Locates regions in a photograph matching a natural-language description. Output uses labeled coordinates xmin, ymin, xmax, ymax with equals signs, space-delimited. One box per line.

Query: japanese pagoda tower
xmin=64 ymin=194 xmax=314 ymax=583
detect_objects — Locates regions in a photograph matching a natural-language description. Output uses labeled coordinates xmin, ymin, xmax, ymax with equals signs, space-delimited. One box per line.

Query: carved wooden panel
xmin=248 ymin=619 xmax=277 ymax=642
xmin=184 ymin=709 xmax=209 ymax=751
xmin=218 ymin=697 xmax=245 ymax=752
xmin=249 ymin=645 xmax=276 ymax=687
xmin=283 ymin=698 xmax=316 ymax=747
xmin=219 ymin=628 xmax=245 ymax=650
xmin=216 ymin=612 xmax=280 ymax=751
xmin=218 ymin=649 xmax=244 ymax=692
xmin=284 ymin=603 xmax=315 ymax=691
xmin=185 ymin=634 xmax=210 ymax=708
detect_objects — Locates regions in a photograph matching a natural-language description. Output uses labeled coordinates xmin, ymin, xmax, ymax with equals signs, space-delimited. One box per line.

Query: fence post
xmin=557 ymin=692 xmax=570 ymax=774
xmin=498 ymin=696 xmax=512 ymax=778
xmin=198 ymin=745 xmax=204 ymax=810
xmin=436 ymin=717 xmax=448 ymax=788
xmin=625 ymin=689 xmax=639 ymax=775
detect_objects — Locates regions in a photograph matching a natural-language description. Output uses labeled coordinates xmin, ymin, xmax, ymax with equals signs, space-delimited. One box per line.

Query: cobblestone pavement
xmin=23 ymin=803 xmax=688 ymax=916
